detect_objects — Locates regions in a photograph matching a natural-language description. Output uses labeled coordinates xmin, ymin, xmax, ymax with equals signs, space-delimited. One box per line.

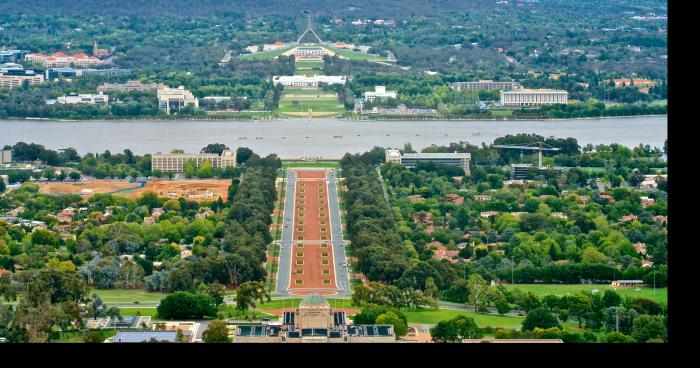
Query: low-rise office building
xmin=363 ymin=86 xmax=397 ymax=102
xmin=109 ymin=331 xmax=179 ymax=343
xmin=500 ymin=89 xmax=568 ymax=106
xmin=385 ymin=149 xmax=471 ymax=175
xmin=151 ymin=150 xmax=237 ymax=173
xmin=368 ymin=105 xmax=437 ymax=116
xmin=272 ymin=75 xmax=347 ymax=87
xmin=452 ymin=80 xmax=521 ymax=91
xmin=56 ymin=92 xmax=109 ymax=105
xmin=97 ymin=80 xmax=166 ymax=93
xmin=0 ymin=69 xmax=45 ymax=88
xmin=157 ymin=86 xmax=199 ymax=114
xmin=0 ymin=49 xmax=27 ymax=63
xmin=46 ymin=68 xmax=130 ymax=80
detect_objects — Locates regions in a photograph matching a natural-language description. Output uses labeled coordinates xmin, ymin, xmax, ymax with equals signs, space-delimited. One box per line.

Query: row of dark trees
xmin=340 ymin=151 xmax=410 ymax=283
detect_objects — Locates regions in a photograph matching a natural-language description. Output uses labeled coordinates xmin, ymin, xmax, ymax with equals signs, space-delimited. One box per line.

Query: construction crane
xmin=492 ymin=142 xmax=561 ymax=168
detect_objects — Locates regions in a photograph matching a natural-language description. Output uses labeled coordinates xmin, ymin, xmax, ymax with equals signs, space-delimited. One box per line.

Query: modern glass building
xmin=386 ymin=149 xmax=471 ymax=175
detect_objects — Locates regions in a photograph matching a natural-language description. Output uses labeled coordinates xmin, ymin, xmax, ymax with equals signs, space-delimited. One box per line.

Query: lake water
xmin=0 ymin=116 xmax=667 ymax=158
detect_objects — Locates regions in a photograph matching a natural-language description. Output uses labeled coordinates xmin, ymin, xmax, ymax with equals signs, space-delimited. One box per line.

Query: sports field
xmin=288 ymin=169 xmax=338 ymax=295
xmin=502 ymin=284 xmax=667 ymax=305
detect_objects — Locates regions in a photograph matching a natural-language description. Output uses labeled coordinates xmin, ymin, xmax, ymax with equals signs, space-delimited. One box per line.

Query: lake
xmin=0 ymin=116 xmax=667 ymax=158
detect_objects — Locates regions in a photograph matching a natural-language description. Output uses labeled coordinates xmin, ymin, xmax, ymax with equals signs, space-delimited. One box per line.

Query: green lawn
xmin=295 ymin=60 xmax=325 ymax=68
xmin=238 ymin=46 xmax=294 ymax=60
xmin=278 ymin=95 xmax=345 ymax=117
xmin=403 ymin=308 xmax=524 ymax=328
xmin=325 ymin=46 xmax=388 ymax=62
xmin=283 ymin=88 xmax=330 ymax=95
xmin=490 ymin=109 xmax=513 ymax=117
xmin=91 ymin=289 xmax=168 ymax=304
xmin=118 ymin=307 xmax=159 ymax=317
xmin=219 ymin=305 xmax=279 ymax=320
xmin=502 ymin=284 xmax=667 ymax=305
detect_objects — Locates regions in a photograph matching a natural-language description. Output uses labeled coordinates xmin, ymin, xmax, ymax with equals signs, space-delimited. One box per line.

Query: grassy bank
xmin=503 ymin=284 xmax=667 ymax=305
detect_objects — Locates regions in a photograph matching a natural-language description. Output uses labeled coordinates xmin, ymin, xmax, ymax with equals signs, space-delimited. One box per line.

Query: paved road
xmin=327 ymin=169 xmax=351 ymax=295
xmin=275 ymin=169 xmax=296 ymax=295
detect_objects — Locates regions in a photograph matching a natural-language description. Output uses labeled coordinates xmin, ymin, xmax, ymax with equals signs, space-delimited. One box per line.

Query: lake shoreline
xmin=0 ymin=115 xmax=667 ymax=156
xmin=0 ymin=114 xmax=668 ymax=123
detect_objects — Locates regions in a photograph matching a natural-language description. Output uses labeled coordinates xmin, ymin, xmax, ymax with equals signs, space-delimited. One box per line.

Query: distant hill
xmin=0 ymin=0 xmax=492 ymax=17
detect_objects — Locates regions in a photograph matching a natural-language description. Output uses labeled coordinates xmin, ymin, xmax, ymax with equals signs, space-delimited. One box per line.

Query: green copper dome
xmin=301 ymin=293 xmax=328 ymax=305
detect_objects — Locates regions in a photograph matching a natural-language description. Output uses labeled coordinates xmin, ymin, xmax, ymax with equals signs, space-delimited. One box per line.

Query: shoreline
xmin=0 ymin=114 xmax=668 ymax=123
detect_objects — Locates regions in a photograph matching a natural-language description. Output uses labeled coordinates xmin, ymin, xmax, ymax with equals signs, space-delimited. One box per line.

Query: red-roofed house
xmin=0 ymin=269 xmax=10 ymax=276
xmin=599 ymin=194 xmax=615 ymax=203
xmin=444 ymin=194 xmax=464 ymax=204
xmin=621 ymin=214 xmax=638 ymax=222
xmin=640 ymin=197 xmax=655 ymax=208
xmin=428 ymin=241 xmax=459 ymax=263
xmin=634 ymin=242 xmax=647 ymax=255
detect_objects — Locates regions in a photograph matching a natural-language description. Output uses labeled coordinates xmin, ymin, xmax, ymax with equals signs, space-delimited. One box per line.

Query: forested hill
xmin=0 ymin=0 xmax=475 ymax=17
xmin=0 ymin=0 xmax=666 ymax=17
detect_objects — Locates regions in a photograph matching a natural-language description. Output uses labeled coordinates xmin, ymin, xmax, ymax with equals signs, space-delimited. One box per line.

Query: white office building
xmin=272 ymin=75 xmax=347 ymax=87
xmin=157 ymin=86 xmax=199 ymax=114
xmin=363 ymin=86 xmax=397 ymax=102
xmin=500 ymin=89 xmax=568 ymax=106
xmin=56 ymin=92 xmax=109 ymax=105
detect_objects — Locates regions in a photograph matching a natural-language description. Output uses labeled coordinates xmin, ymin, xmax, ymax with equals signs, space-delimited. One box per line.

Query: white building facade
xmin=57 ymin=92 xmax=109 ymax=105
xmin=157 ymin=86 xmax=199 ymax=114
xmin=363 ymin=86 xmax=397 ymax=102
xmin=272 ymin=75 xmax=347 ymax=87
xmin=452 ymin=80 xmax=521 ymax=91
xmin=500 ymin=89 xmax=568 ymax=106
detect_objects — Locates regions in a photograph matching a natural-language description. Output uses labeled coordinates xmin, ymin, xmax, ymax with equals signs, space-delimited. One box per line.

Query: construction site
xmin=38 ymin=179 xmax=230 ymax=202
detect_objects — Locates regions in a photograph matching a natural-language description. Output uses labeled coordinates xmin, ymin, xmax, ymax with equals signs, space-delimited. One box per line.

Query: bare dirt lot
xmin=39 ymin=179 xmax=230 ymax=202
xmin=38 ymin=180 xmax=141 ymax=196
xmin=122 ymin=179 xmax=231 ymax=202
